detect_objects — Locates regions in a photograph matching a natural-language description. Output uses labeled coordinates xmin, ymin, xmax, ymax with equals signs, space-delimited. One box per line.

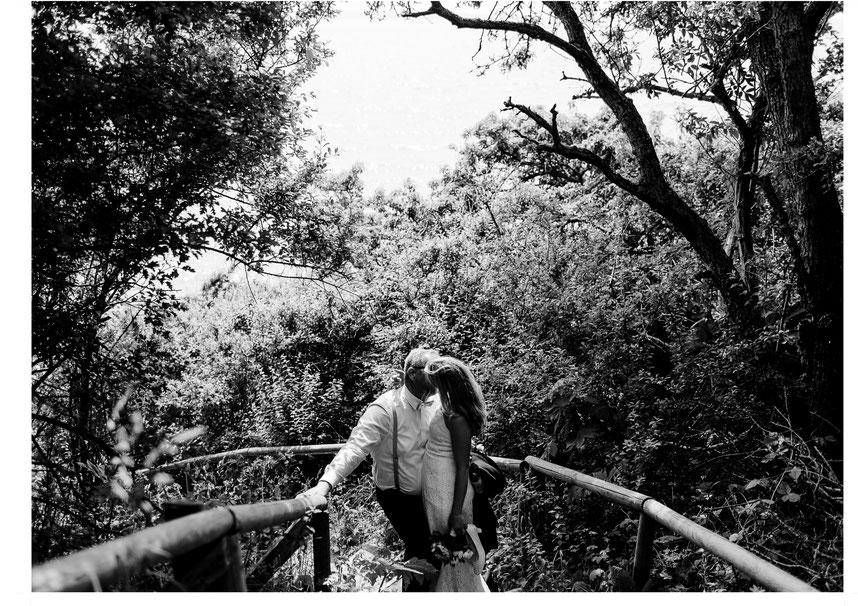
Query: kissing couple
xmin=302 ymin=347 xmax=497 ymax=592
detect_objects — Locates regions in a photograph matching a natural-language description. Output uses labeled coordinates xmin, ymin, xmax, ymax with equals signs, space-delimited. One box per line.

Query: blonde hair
xmin=425 ymin=356 xmax=487 ymax=435
xmin=403 ymin=346 xmax=440 ymax=372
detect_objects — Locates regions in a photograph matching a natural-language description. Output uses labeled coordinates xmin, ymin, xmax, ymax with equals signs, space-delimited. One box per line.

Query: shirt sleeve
xmin=320 ymin=402 xmax=390 ymax=488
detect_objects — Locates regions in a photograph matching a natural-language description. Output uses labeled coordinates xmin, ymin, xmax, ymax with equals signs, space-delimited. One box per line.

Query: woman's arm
xmin=445 ymin=413 xmax=473 ymax=534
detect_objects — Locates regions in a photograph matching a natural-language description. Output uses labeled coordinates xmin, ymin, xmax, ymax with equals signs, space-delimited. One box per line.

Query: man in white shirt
xmin=302 ymin=347 xmax=440 ymax=591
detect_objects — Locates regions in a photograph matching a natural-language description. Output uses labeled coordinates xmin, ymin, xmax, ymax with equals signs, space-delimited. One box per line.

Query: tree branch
xmin=634 ymin=82 xmax=719 ymax=104
xmin=571 ymin=80 xmax=722 ymax=104
xmin=32 ymin=355 xmax=72 ymax=394
xmin=405 ymin=2 xmax=664 ymax=186
xmin=711 ymin=81 xmax=753 ymax=139
xmin=803 ymin=1 xmax=835 ymax=38
xmin=754 ymin=173 xmax=811 ymax=307
xmin=403 ymin=1 xmax=586 ymax=56
xmin=200 ymin=245 xmax=340 ymax=275
xmin=503 ymin=99 xmax=642 ymax=196
xmin=544 ymin=2 xmax=669 ymax=187
xmin=199 ymin=245 xmax=355 ymax=294
xmin=32 ymin=413 xmax=116 ymax=459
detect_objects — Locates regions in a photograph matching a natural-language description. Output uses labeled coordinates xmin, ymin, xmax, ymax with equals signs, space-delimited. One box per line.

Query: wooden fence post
xmin=246 ymin=518 xmax=312 ymax=590
xmin=181 ymin=468 xmax=194 ymax=497
xmin=311 ymin=511 xmax=331 ymax=591
xmin=632 ymin=511 xmax=656 ymax=590
xmin=163 ymin=500 xmax=247 ymax=591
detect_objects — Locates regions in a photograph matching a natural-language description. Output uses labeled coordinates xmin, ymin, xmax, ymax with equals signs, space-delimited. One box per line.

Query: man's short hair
xmin=404 ymin=346 xmax=440 ymax=371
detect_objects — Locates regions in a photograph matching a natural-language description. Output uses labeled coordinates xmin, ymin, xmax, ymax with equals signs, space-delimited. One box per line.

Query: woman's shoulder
xmin=442 ymin=410 xmax=469 ymax=429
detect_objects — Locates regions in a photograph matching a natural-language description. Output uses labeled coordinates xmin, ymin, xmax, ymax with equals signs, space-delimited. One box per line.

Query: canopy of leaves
xmin=32 ymin=1 xmax=337 ymax=368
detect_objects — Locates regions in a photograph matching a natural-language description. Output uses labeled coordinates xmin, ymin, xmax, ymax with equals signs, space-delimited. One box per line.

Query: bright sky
xmin=178 ymin=2 xmax=693 ymax=290
xmin=308 ymin=3 xmax=658 ymax=193
xmin=307 ymin=3 xmax=587 ymax=193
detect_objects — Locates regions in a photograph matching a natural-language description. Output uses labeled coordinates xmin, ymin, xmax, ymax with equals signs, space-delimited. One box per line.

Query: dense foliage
xmin=31 ymin=0 xmax=340 ymax=561
xmin=84 ymin=106 xmax=839 ymax=590
xmin=32 ymin=1 xmax=841 ymax=593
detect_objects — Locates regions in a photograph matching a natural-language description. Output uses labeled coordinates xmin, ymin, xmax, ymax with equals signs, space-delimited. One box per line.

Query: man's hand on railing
xmin=298 ymin=480 xmax=332 ymax=499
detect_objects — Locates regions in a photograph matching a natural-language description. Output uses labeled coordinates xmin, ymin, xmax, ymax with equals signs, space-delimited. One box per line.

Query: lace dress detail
xmin=422 ymin=408 xmax=489 ymax=592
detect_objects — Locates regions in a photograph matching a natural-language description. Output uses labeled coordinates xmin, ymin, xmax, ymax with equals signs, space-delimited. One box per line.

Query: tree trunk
xmin=749 ymin=3 xmax=842 ymax=450
xmin=731 ymin=97 xmax=767 ymax=293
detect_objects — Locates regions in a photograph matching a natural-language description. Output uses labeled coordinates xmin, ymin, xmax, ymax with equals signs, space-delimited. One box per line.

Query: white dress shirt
xmin=320 ymin=385 xmax=438 ymax=495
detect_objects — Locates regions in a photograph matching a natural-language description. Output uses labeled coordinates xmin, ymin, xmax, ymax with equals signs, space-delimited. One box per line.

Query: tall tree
xmin=31 ymin=1 xmax=341 ymax=559
xmin=745 ymin=1 xmax=842 ymax=441
xmin=400 ymin=1 xmax=842 ymax=443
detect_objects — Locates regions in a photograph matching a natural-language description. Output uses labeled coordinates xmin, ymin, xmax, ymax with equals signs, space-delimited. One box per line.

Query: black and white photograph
xmin=26 ymin=1 xmax=845 ymax=594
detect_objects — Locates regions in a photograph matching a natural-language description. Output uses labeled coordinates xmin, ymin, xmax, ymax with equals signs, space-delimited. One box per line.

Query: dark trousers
xmin=473 ymin=493 xmax=499 ymax=552
xmin=375 ymin=487 xmax=438 ymax=592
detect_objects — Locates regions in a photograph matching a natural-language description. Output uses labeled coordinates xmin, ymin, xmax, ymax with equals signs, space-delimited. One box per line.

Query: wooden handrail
xmin=525 ymin=457 xmax=649 ymax=510
xmin=35 ymin=445 xmax=524 ymax=591
xmin=138 ymin=444 xmax=346 ymax=475
xmin=33 ymin=445 xmax=815 ymax=592
xmin=524 ymin=456 xmax=816 ymax=592
xmin=487 ymin=456 xmax=525 ymax=474
xmin=31 ymin=494 xmax=327 ymax=592
xmin=140 ymin=443 xmax=525 ymax=476
xmin=640 ymin=499 xmax=814 ymax=592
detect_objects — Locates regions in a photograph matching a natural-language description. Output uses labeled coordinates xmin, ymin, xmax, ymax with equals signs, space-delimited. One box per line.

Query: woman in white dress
xmin=422 ymin=356 xmax=490 ymax=592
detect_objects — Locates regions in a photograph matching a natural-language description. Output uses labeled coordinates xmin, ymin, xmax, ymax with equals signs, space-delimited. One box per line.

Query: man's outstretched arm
xmin=300 ymin=404 xmax=389 ymax=496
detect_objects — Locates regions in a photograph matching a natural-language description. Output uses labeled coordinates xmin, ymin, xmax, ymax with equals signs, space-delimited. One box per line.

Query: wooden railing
xmin=136 ymin=444 xmax=348 ymax=475
xmin=31 ymin=493 xmax=329 ymax=591
xmin=523 ymin=456 xmax=816 ymax=592
xmin=32 ymin=444 xmax=817 ymax=592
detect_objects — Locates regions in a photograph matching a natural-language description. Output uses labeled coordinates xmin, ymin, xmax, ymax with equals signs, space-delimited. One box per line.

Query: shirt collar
xmin=401 ymin=385 xmax=435 ymax=410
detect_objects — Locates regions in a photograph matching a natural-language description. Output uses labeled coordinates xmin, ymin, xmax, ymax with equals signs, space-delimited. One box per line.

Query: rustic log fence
xmin=31 ymin=445 xmax=816 ymax=592
xmin=523 ymin=456 xmax=816 ymax=592
xmin=31 ymin=493 xmax=329 ymax=591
